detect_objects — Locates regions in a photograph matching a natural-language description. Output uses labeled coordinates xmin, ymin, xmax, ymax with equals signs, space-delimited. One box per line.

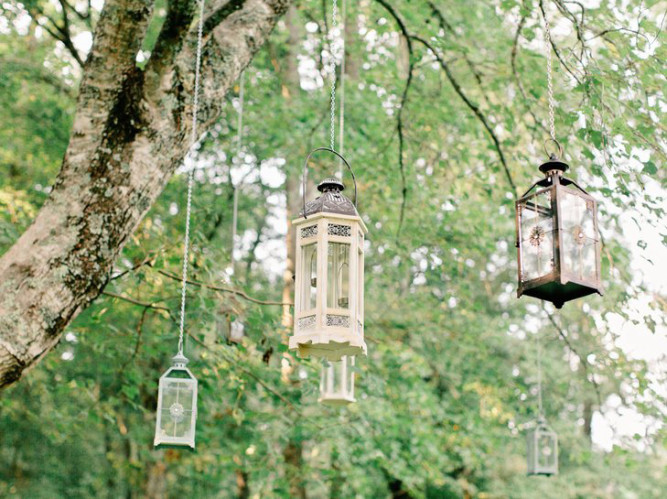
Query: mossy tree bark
xmin=0 ymin=0 xmax=291 ymax=390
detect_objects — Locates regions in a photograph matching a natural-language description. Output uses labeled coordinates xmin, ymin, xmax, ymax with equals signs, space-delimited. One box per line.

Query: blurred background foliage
xmin=0 ymin=0 xmax=666 ymax=497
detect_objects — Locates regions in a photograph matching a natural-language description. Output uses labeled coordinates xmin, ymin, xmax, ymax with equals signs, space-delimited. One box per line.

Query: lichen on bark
xmin=0 ymin=0 xmax=293 ymax=390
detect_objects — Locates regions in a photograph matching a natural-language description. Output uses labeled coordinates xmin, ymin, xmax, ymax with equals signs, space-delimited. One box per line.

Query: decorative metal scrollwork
xmin=301 ymin=225 xmax=318 ymax=238
xmin=298 ymin=315 xmax=316 ymax=330
xmin=326 ymin=315 xmax=350 ymax=327
xmin=328 ymin=223 xmax=352 ymax=237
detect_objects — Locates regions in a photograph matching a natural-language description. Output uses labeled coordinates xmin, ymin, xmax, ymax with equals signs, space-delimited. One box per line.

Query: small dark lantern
xmin=515 ymin=155 xmax=603 ymax=308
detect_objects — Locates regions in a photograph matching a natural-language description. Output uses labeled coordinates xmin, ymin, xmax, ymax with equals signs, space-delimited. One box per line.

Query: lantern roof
xmin=301 ymin=176 xmax=359 ymax=218
xmin=520 ymin=157 xmax=590 ymax=198
xmin=538 ymin=155 xmax=569 ymax=175
xmin=172 ymin=353 xmax=189 ymax=368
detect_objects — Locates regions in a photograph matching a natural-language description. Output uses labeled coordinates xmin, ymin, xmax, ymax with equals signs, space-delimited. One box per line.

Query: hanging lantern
xmin=319 ymin=356 xmax=356 ymax=406
xmin=516 ymin=153 xmax=602 ymax=308
xmin=290 ymin=148 xmax=368 ymax=361
xmin=526 ymin=417 xmax=558 ymax=476
xmin=154 ymin=353 xmax=198 ymax=449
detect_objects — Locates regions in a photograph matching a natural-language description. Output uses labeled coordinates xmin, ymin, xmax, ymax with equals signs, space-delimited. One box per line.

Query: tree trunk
xmin=283 ymin=438 xmax=307 ymax=499
xmin=235 ymin=469 xmax=250 ymax=499
xmin=280 ymin=4 xmax=301 ymax=332
xmin=144 ymin=462 xmax=167 ymax=499
xmin=0 ymin=0 xmax=292 ymax=390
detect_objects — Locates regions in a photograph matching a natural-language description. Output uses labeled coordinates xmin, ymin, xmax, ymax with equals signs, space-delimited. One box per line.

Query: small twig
xmin=110 ymin=255 xmax=156 ymax=281
xmin=539 ymin=0 xmax=583 ymax=86
xmin=118 ymin=307 xmax=149 ymax=372
xmin=156 ymin=269 xmax=292 ymax=306
xmin=510 ymin=14 xmax=548 ymax=135
xmin=185 ymin=332 xmax=298 ymax=410
xmin=544 ymin=307 xmax=603 ymax=407
xmin=102 ymin=290 xmax=174 ymax=316
xmin=374 ymin=0 xmax=413 ymax=238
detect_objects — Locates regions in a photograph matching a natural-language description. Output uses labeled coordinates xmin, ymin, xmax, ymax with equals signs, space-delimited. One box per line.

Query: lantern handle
xmin=302 ymin=147 xmax=357 ymax=218
xmin=543 ymin=138 xmax=563 ymax=160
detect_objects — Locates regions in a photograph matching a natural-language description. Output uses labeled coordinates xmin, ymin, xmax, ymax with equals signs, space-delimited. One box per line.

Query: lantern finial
xmin=538 ymin=156 xmax=569 ymax=176
xmin=318 ymin=177 xmax=345 ymax=193
xmin=172 ymin=353 xmax=189 ymax=368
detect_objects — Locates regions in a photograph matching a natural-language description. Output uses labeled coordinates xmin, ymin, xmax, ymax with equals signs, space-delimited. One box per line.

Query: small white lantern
xmin=154 ymin=353 xmax=198 ymax=449
xmin=319 ymin=356 xmax=356 ymax=406
xmin=526 ymin=417 xmax=558 ymax=476
xmin=290 ymin=148 xmax=368 ymax=361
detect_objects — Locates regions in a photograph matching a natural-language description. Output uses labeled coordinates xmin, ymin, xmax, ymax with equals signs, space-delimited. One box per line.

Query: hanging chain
xmin=178 ymin=0 xmax=206 ymax=355
xmin=338 ymin=0 xmax=346 ymax=174
xmin=544 ymin=15 xmax=556 ymax=145
xmin=230 ymin=71 xmax=245 ymax=274
xmin=329 ymin=0 xmax=338 ymax=151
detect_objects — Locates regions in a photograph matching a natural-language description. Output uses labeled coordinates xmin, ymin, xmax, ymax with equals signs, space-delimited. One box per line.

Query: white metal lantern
xmin=526 ymin=417 xmax=558 ymax=476
xmin=319 ymin=356 xmax=356 ymax=406
xmin=290 ymin=148 xmax=368 ymax=361
xmin=154 ymin=353 xmax=198 ymax=449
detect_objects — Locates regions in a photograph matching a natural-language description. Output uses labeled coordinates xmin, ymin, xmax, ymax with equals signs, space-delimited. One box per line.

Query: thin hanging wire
xmin=178 ymin=0 xmax=206 ymax=356
xmin=329 ymin=0 xmax=338 ymax=151
xmin=543 ymin=14 xmax=556 ymax=145
xmin=230 ymin=71 xmax=245 ymax=275
xmin=536 ymin=331 xmax=543 ymax=417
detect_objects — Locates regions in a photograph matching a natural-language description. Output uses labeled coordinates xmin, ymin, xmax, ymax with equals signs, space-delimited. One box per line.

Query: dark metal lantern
xmin=515 ymin=156 xmax=602 ymax=308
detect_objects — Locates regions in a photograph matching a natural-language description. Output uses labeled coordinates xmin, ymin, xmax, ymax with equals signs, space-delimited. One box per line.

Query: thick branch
xmin=0 ymin=0 xmax=292 ymax=390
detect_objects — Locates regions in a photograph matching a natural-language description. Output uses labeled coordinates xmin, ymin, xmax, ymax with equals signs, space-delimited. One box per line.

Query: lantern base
xmin=289 ymin=334 xmax=367 ymax=361
xmin=527 ymin=470 xmax=557 ymax=477
xmin=154 ymin=441 xmax=196 ymax=451
xmin=318 ymin=395 xmax=356 ymax=406
xmin=519 ymin=278 xmax=602 ymax=308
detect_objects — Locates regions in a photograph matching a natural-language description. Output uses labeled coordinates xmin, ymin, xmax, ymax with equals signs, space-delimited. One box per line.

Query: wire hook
xmin=543 ymin=138 xmax=563 ymax=160
xmin=302 ymin=147 xmax=357 ymax=219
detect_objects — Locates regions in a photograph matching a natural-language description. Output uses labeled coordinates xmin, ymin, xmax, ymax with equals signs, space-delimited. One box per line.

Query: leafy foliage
xmin=1 ymin=0 xmax=666 ymax=498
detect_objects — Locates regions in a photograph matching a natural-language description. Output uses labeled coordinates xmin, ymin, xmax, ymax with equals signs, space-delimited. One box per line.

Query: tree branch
xmin=510 ymin=14 xmax=548 ymax=135
xmin=374 ymin=0 xmax=414 ymax=238
xmin=544 ymin=308 xmax=603 ymax=407
xmin=156 ymin=269 xmax=292 ymax=307
xmin=0 ymin=0 xmax=293 ymax=390
xmin=411 ymin=35 xmax=518 ymax=197
xmin=539 ymin=0 xmax=583 ymax=86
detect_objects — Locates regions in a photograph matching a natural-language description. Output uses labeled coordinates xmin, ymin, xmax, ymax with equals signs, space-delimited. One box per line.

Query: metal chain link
xmin=544 ymin=16 xmax=556 ymax=144
xmin=178 ymin=0 xmax=206 ymax=355
xmin=338 ymin=0 xmax=346 ymax=175
xmin=329 ymin=0 xmax=338 ymax=151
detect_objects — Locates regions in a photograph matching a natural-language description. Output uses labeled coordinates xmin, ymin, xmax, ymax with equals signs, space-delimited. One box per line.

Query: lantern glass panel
xmin=328 ymin=242 xmax=350 ymax=309
xmin=559 ymin=189 xmax=597 ymax=282
xmin=155 ymin=375 xmax=196 ymax=445
xmin=301 ymin=243 xmax=317 ymax=310
xmin=320 ymin=356 xmax=355 ymax=405
xmin=537 ymin=432 xmax=557 ymax=469
xmin=357 ymin=247 xmax=363 ymax=333
xmin=519 ymin=189 xmax=554 ymax=281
